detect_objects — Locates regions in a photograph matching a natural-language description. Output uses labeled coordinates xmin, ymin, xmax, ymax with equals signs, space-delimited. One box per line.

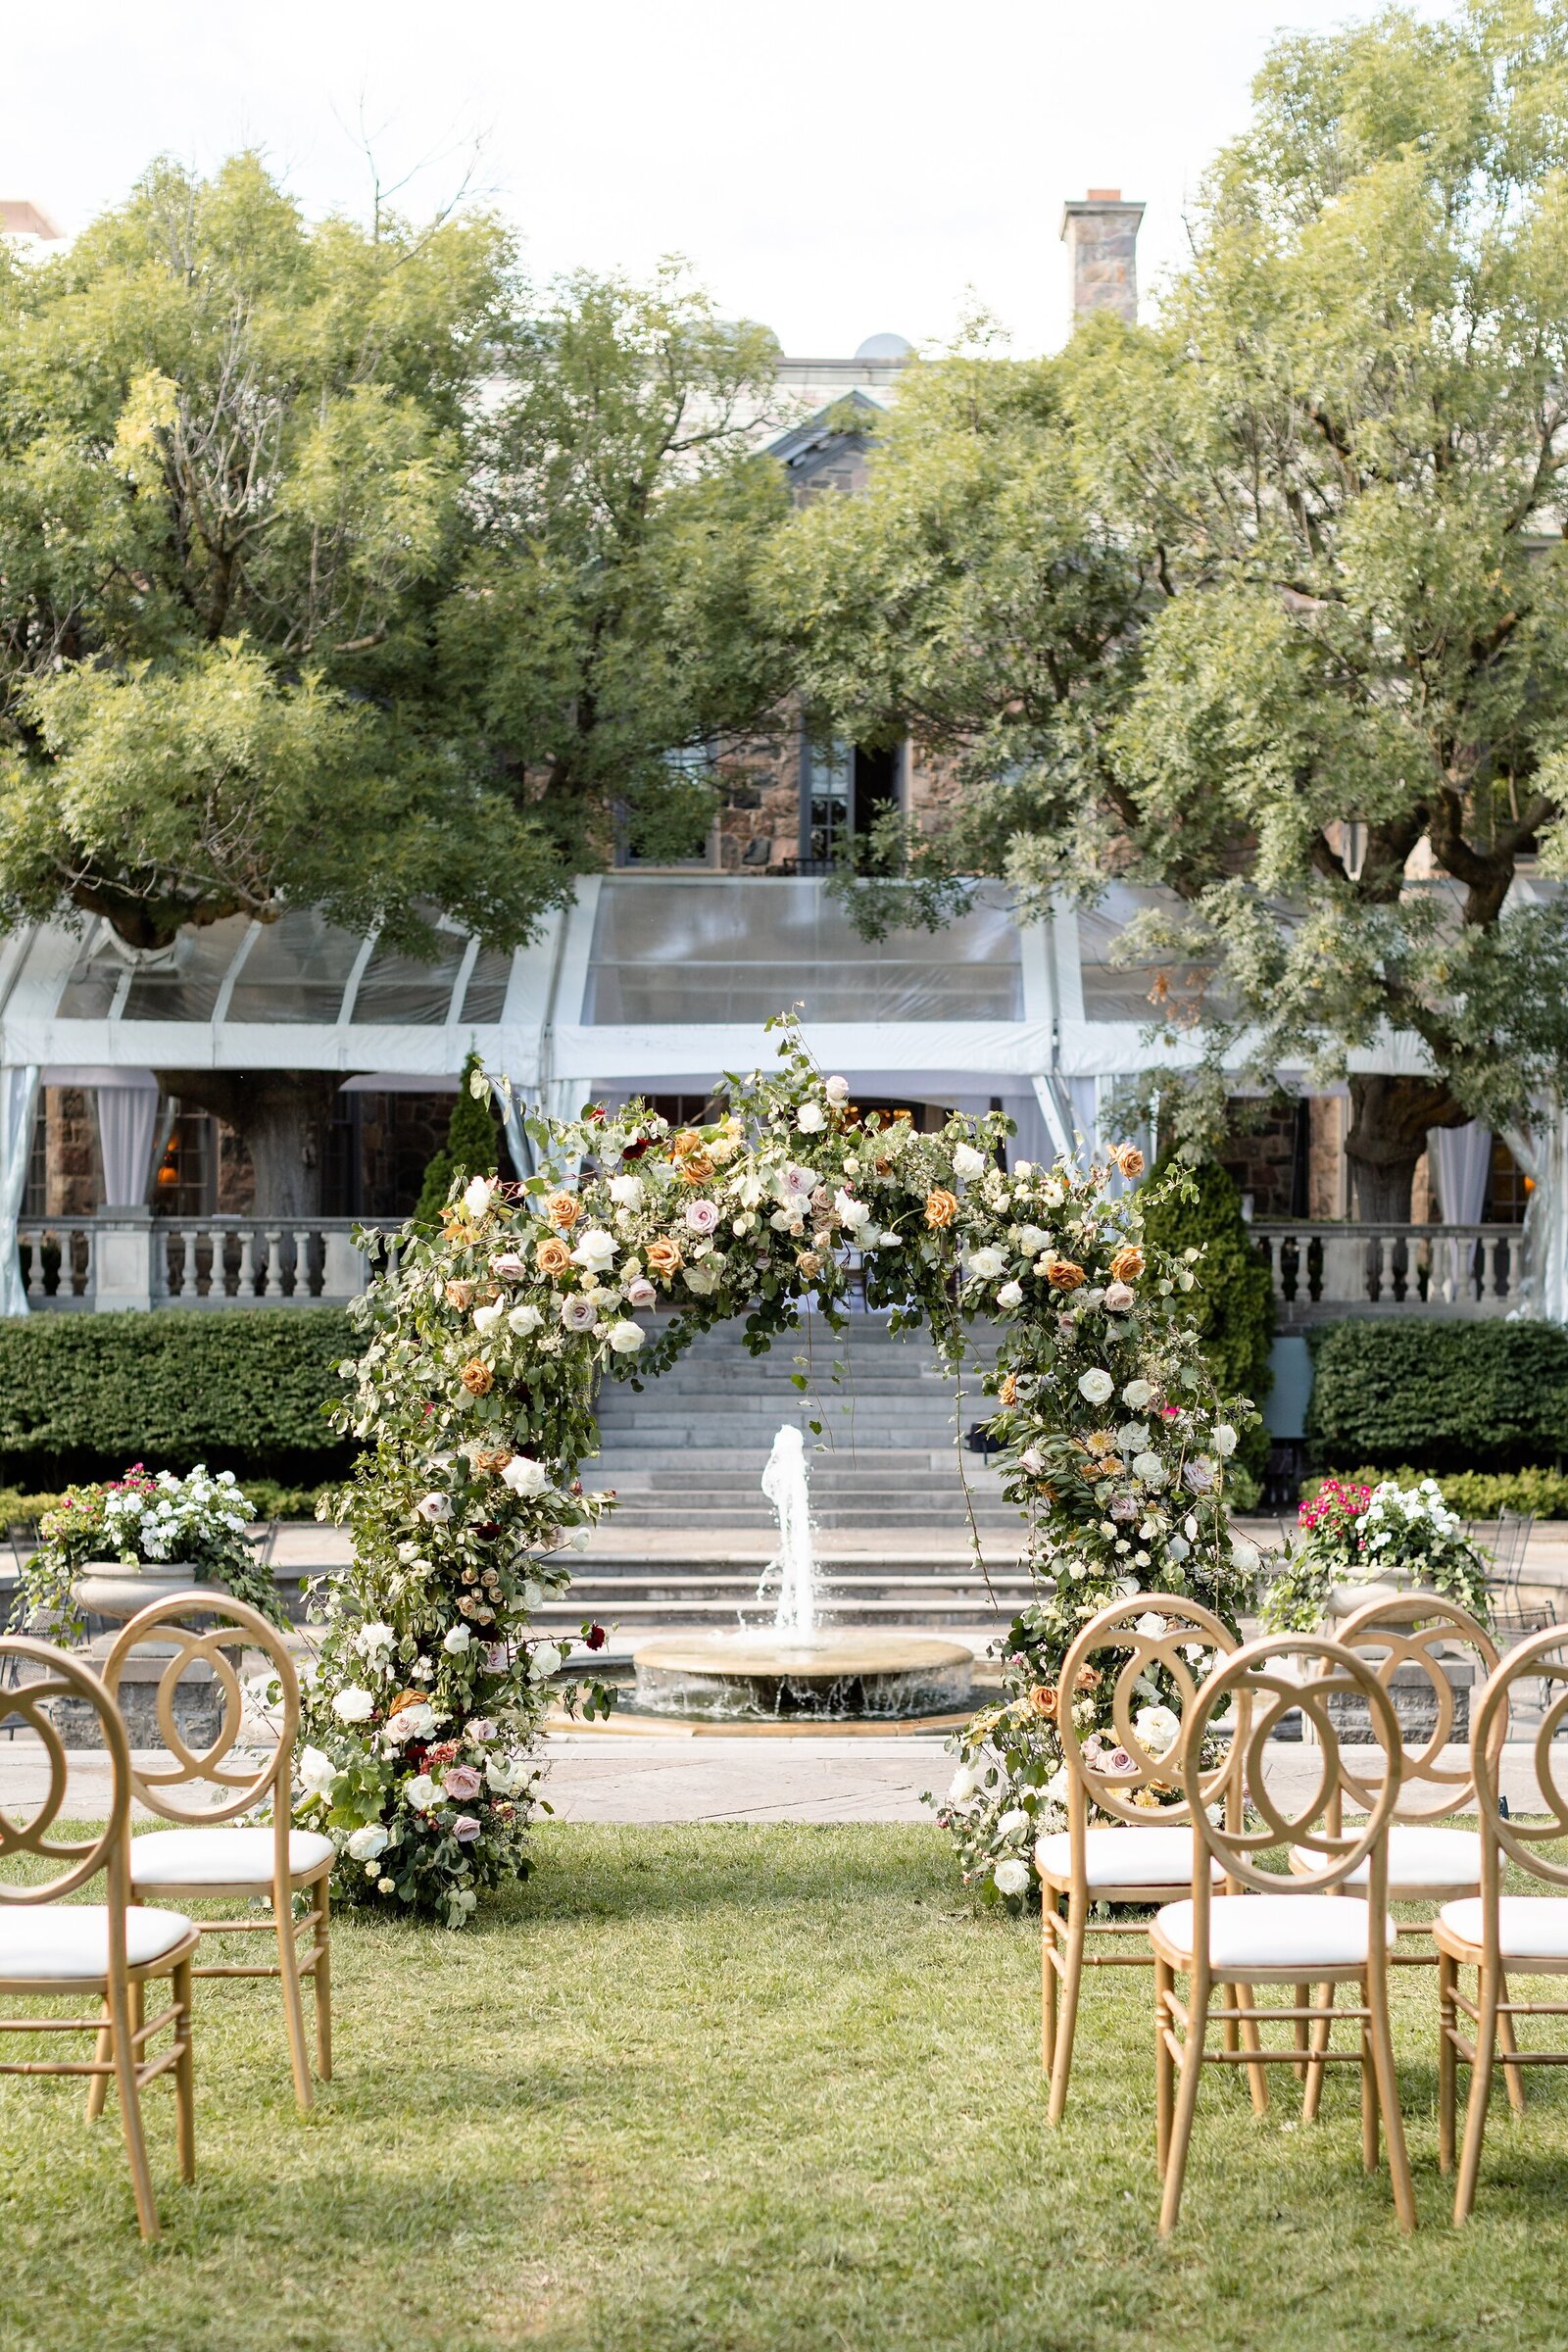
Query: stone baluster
xmin=238 ymin=1227 xmax=262 ymax=1297
xmin=320 ymin=1225 xmax=366 ymax=1299
xmin=1480 ymin=1233 xmax=1500 ymax=1301
xmin=263 ymin=1229 xmax=283 ymax=1299
xmin=293 ymin=1226 xmax=314 ymax=1298
xmin=1377 ymin=1234 xmax=1397 ymax=1303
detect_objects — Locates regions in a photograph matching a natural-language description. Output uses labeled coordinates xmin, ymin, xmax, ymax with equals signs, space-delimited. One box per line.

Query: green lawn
xmin=4 ymin=1825 xmax=1568 ymax=2352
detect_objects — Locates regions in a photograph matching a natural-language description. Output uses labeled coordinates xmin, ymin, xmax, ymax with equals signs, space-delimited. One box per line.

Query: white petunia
xmin=501 ymin=1454 xmax=550 ymax=1497
xmin=1078 ymin=1368 xmax=1114 ymax=1404
xmin=953 ymin=1142 xmax=987 ymax=1181
xmin=332 ymin=1687 xmax=374 ymax=1724
xmin=462 ymin=1176 xmax=492 ymax=1219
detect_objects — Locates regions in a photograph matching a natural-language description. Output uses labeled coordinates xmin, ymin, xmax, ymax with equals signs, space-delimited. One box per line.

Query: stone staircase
xmin=586 ymin=1314 xmax=1018 ymax=1535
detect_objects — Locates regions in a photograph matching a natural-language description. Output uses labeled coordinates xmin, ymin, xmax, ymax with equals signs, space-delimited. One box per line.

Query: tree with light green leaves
xmin=0 ymin=159 xmax=794 ymax=1207
xmin=778 ymin=0 xmax=1568 ymax=1219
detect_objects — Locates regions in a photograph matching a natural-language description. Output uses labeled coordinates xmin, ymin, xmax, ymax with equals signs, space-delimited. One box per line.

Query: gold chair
xmin=1436 ymin=1623 xmax=1568 ymax=2223
xmin=0 ymin=1636 xmax=198 ymax=2241
xmin=1038 ymin=1593 xmax=1255 ymax=2124
xmin=1152 ymin=1632 xmax=1415 ymax=2236
xmin=87 ymin=1591 xmax=333 ymax=2114
xmin=1291 ymin=1593 xmax=1518 ymax=2116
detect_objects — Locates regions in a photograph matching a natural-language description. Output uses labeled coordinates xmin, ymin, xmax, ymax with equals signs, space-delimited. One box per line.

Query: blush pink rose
xmin=452 ymin=1815 xmax=482 ymax=1842
xmin=442 ymin=1764 xmax=483 ymax=1801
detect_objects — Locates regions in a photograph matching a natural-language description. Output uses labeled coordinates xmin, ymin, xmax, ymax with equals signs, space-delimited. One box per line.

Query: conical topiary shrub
xmin=414 ymin=1053 xmax=503 ymax=1227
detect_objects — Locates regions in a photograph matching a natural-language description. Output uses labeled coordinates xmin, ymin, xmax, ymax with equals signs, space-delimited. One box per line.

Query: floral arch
xmin=298 ymin=1020 xmax=1261 ymax=1926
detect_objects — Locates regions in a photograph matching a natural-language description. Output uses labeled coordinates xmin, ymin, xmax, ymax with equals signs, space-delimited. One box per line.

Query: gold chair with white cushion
xmin=1038 ymin=1594 xmax=1254 ymax=2125
xmin=86 ymin=1592 xmax=333 ymax=2115
xmin=1152 ymin=1633 xmax=1415 ymax=2236
xmin=1436 ymin=1624 xmax=1568 ymax=2222
xmin=0 ymin=1637 xmax=198 ymax=2240
xmin=1289 ymin=1593 xmax=1516 ymax=2117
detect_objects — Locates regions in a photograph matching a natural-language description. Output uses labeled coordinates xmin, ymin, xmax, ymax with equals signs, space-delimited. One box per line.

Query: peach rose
xmin=1028 ymin=1685 xmax=1058 ymax=1720
xmin=671 ymin=1128 xmax=705 ymax=1158
xmin=389 ymin=1689 xmax=427 ymax=1716
xmin=795 ymin=1250 xmax=823 ymax=1278
xmin=647 ymin=1237 xmax=684 ymax=1279
xmin=535 ymin=1235 xmax=572 ymax=1277
xmin=474 ymin=1446 xmax=514 ymax=1474
xmin=1045 ymin=1257 xmax=1086 ymax=1291
xmin=1111 ymin=1142 xmax=1146 ymax=1180
xmin=925 ymin=1188 xmax=958 ymax=1229
xmin=545 ymin=1190 xmax=581 ymax=1230
xmin=999 ymin=1372 xmax=1018 ymax=1406
xmin=679 ymin=1153 xmax=716 ymax=1183
xmin=1074 ymin=1665 xmax=1102 ymax=1693
xmin=1109 ymin=1245 xmax=1145 ymax=1282
xmin=445 ymin=1280 xmax=474 ymax=1312
xmin=461 ymin=1359 xmax=493 ymax=1396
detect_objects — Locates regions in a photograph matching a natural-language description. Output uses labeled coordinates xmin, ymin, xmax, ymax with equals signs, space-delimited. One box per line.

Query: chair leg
xmin=1158 ymin=1974 xmax=1208 ymax=2238
xmin=85 ymin=1997 xmax=112 ymax=2123
xmin=1454 ymin=1962 xmax=1499 ymax=2225
xmin=314 ymin=1878 xmax=332 ymax=2082
xmin=1437 ymin=1950 xmax=1457 ymax=2177
xmin=109 ymin=1980 xmax=160 ymax=2243
xmin=1366 ymin=1970 xmax=1417 ymax=2234
xmin=1046 ymin=1895 xmax=1087 ymax=2127
xmin=1154 ymin=1955 xmax=1174 ymax=2178
xmin=1235 ymin=1983 xmax=1268 ymax=2115
xmin=1293 ymin=1981 xmax=1311 ymax=2081
xmin=1496 ymin=1971 xmax=1527 ymax=2115
xmin=273 ymin=1882 xmax=315 ymax=2113
xmin=1302 ymin=1982 xmax=1335 ymax=2124
xmin=1360 ymin=2020 xmax=1379 ymax=2174
xmin=172 ymin=1957 xmax=196 ymax=2186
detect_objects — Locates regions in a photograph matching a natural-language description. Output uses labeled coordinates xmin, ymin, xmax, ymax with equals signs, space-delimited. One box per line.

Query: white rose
xmin=571 ymin=1227 xmax=618 ymax=1272
xmin=416 ymin=1493 xmax=452 ymax=1523
xmin=953 ymin=1143 xmax=987 ymax=1181
xmin=608 ymin=1318 xmax=645 ymax=1353
xmin=833 ymin=1189 xmax=871 ymax=1232
xmin=796 ymin=1101 xmax=826 ymax=1134
xmin=624 ymin=1276 xmax=657 ymax=1309
xmin=404 ymin=1774 xmax=439 ymax=1812
xmin=462 ymin=1176 xmax=492 ymax=1219
xmin=994 ymin=1857 xmax=1030 ymax=1897
xmin=996 ymin=1806 xmax=1029 ymax=1840
xmin=332 ymin=1687 xmax=374 ymax=1724
xmin=443 ymin=1625 xmax=472 ymax=1654
xmin=502 ymin=1454 xmax=550 ymax=1497
xmin=508 ymin=1301 xmax=544 ymax=1337
xmin=949 ymin=1761 xmax=982 ymax=1801
xmin=355 ymin=1621 xmax=395 ymax=1659
xmin=683 ymin=1264 xmax=718 ymax=1295
xmin=1230 ymin=1532 xmax=1262 ymax=1575
xmin=1103 ymin=1282 xmax=1135 ymax=1313
xmin=825 ymin=1075 xmax=850 ymax=1104
xmin=297 ymin=1745 xmax=337 ymax=1798
xmin=966 ymin=1247 xmax=1007 ymax=1281
xmin=1213 ymin=1424 xmax=1238 ymax=1457
xmin=1016 ymin=1225 xmax=1050 ymax=1253
xmin=347 ymin=1825 xmax=390 ymax=1862
xmin=608 ymin=1173 xmax=645 ymax=1208
xmin=1078 ymin=1368 xmax=1114 ymax=1404
xmin=1132 ymin=1451 xmax=1167 ymax=1488
xmin=472 ymin=1302 xmax=505 ymax=1336
xmin=877 ymin=1231 xmax=903 ymax=1249
xmin=1135 ymin=1612 xmax=1168 ymax=1638
xmin=1136 ymin=1704 xmax=1181 ymax=1756
xmin=997 ymin=1281 xmax=1025 ymax=1310
xmin=383 ymin=1701 xmax=436 ymax=1745
xmin=1019 ymin=1446 xmax=1046 ymax=1475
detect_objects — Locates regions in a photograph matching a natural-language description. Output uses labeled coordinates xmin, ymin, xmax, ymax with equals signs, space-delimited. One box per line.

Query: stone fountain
xmin=631 ymin=1425 xmax=974 ymax=1721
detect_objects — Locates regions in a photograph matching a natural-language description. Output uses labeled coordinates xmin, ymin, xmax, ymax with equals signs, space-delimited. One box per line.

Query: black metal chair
xmin=1475 ymin=1511 xmax=1547 ymax=1640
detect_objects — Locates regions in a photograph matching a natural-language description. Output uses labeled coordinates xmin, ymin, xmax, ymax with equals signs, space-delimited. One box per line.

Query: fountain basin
xmin=632 ymin=1630 xmax=974 ymax=1722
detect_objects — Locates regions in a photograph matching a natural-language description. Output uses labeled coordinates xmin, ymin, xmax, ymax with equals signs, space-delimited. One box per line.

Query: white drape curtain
xmin=1429 ymin=1122 xmax=1492 ymax=1226
xmin=0 ymin=1064 xmax=41 ymax=1317
xmin=94 ymin=1075 xmax=161 ymax=1207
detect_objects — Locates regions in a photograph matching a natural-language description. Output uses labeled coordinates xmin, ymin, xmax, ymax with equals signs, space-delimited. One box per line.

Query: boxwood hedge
xmin=1305 ymin=1318 xmax=1568 ymax=1472
xmin=0 ymin=1308 xmax=357 ymax=1488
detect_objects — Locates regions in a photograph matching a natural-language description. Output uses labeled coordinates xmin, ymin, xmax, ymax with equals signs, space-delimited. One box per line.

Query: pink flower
xmin=625 ymin=1276 xmax=657 ymax=1308
xmin=1159 ymin=1405 xmax=1181 ymax=1421
xmin=466 ymin=1718 xmax=498 ymax=1742
xmin=490 ymin=1251 xmax=528 ymax=1281
xmin=684 ymin=1199 xmax=720 ymax=1234
xmin=452 ymin=1815 xmax=482 ymax=1842
xmin=442 ymin=1764 xmax=483 ymax=1801
xmin=482 ymin=1643 xmax=511 ymax=1674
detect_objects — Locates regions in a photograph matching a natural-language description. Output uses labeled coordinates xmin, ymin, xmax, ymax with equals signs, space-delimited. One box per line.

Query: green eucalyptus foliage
xmin=1139 ymin=1155 xmax=1275 ymax=1494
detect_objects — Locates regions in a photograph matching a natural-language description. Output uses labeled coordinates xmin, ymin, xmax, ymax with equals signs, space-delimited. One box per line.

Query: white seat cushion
xmin=1035 ymin=1826 xmax=1224 ymax=1890
xmin=0 ymin=1905 xmax=194 ymax=1982
xmin=128 ymin=1827 xmax=336 ymax=1888
xmin=1438 ymin=1897 xmax=1568 ymax=1959
xmin=1155 ymin=1895 xmax=1397 ymax=1971
xmin=1291 ymin=1825 xmax=1483 ymax=1891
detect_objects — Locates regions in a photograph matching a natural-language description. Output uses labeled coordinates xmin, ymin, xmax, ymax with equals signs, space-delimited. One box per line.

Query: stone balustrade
xmin=16 ymin=1213 xmax=395 ymax=1310
xmin=1252 ymin=1219 xmax=1524 ymax=1323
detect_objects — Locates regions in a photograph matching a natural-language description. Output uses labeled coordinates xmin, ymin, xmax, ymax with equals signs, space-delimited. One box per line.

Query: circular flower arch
xmin=297 ymin=1019 xmax=1261 ymax=1925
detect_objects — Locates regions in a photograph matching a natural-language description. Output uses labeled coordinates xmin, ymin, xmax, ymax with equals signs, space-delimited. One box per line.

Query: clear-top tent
xmin=0 ymin=875 xmax=1298 ymax=1182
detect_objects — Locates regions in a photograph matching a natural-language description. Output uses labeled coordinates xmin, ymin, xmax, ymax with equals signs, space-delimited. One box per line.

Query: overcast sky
xmin=5 ymin=0 xmax=1442 ymax=357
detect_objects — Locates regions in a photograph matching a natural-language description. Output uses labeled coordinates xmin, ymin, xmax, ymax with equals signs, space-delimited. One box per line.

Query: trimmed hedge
xmin=1305 ymin=1319 xmax=1568 ymax=1473
xmin=0 ymin=1309 xmax=357 ymax=1489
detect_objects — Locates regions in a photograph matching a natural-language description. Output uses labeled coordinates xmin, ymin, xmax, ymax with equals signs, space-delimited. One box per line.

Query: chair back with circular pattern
xmin=100 ymin=1592 xmax=300 ymax=1827
xmin=1056 ymin=1595 xmax=1241 ymax=1847
xmin=1324 ymin=1592 xmax=1498 ymax=1825
xmin=1182 ymin=1632 xmax=1404 ymax=1899
xmin=1470 ymin=1625 xmax=1568 ymax=1895
xmin=0 ymin=1636 xmax=131 ymax=1906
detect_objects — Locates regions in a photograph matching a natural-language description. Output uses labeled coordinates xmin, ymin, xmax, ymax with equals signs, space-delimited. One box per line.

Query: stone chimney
xmin=1059 ymin=189 xmax=1145 ymax=326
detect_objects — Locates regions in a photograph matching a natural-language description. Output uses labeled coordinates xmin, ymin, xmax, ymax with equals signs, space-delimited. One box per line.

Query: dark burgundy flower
xmin=585 ymin=1623 xmax=608 ymax=1651
xmin=473 ymin=1521 xmax=501 ymax=1540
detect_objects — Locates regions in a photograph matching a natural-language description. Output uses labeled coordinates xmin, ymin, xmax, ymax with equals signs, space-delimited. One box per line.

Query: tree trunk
xmin=1344 ymin=1074 xmax=1466 ymax=1221
xmin=154 ymin=1071 xmax=346 ymax=1220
